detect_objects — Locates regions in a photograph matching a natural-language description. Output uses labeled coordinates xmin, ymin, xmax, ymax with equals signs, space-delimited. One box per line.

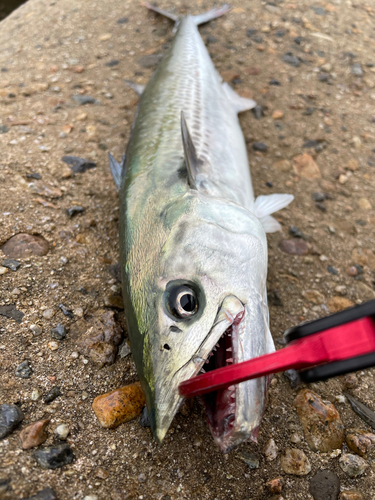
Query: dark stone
xmin=312 ymin=192 xmax=326 ymax=202
xmin=43 ymin=387 xmax=61 ymax=404
xmin=33 ymin=443 xmax=74 ymax=470
xmin=105 ymin=60 xmax=119 ymax=67
xmin=252 ymin=35 xmax=263 ymax=44
xmin=311 ymin=6 xmax=326 ymax=16
xmin=356 ymin=220 xmax=366 ymax=226
xmin=315 ymin=202 xmax=327 ymax=212
xmin=303 ymin=107 xmax=315 ymax=115
xmin=294 ymin=36 xmax=304 ymax=45
xmin=26 ymin=173 xmax=42 ymax=180
xmin=266 ymin=181 xmax=273 ymax=188
xmin=289 ymin=226 xmax=304 ymax=238
xmin=0 ymin=304 xmax=24 ymax=323
xmin=246 ymin=28 xmax=257 ymax=37
xmin=351 ymin=63 xmax=363 ymax=76
xmin=117 ymin=17 xmax=128 ymax=24
xmin=252 ymin=104 xmax=264 ymax=120
xmin=66 ymin=206 xmax=84 ymax=218
xmin=279 ymin=239 xmax=309 ymax=255
xmin=22 ymin=487 xmax=58 ymax=500
xmin=15 ymin=360 xmax=32 ymax=379
xmin=139 ymin=406 xmax=151 ymax=427
xmin=58 ymin=304 xmax=74 ymax=319
xmin=269 ymin=78 xmax=280 ymax=86
xmin=252 ymin=142 xmax=268 ymax=152
xmin=61 ymin=155 xmax=96 ymax=174
xmin=0 ymin=475 xmax=12 ymax=497
xmin=354 ymin=264 xmax=363 ymax=275
xmin=303 ymin=140 xmax=320 ymax=148
xmin=284 ymin=369 xmax=302 ymax=388
xmin=137 ymin=54 xmax=162 ymax=69
xmin=206 ymin=35 xmax=218 ymax=44
xmin=282 ymin=52 xmax=301 ymax=67
xmin=51 ymin=324 xmax=67 ymax=340
xmin=275 ymin=29 xmax=285 ymax=38
xmin=72 ymin=95 xmax=97 ymax=105
xmin=1 ymin=259 xmax=21 ymax=271
xmin=309 ymin=470 xmax=340 ymax=500
xmin=108 ymin=263 xmax=122 ymax=283
xmin=237 ymin=451 xmax=259 ymax=469
xmin=267 ymin=290 xmax=283 ymax=307
xmin=0 ymin=125 xmax=9 ymax=134
xmin=0 ymin=403 xmax=24 ymax=439
xmin=327 ymin=265 xmax=338 ymax=275
xmin=318 ymin=73 xmax=330 ymax=82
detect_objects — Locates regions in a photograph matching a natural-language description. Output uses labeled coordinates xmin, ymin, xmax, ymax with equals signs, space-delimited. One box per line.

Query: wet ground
xmin=0 ymin=0 xmax=375 ymax=499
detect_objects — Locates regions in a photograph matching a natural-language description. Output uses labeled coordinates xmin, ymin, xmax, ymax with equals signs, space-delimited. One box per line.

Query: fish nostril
xmin=164 ymin=344 xmax=171 ymax=350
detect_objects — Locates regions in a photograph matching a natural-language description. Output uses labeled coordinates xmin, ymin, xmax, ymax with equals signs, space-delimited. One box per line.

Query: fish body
xmin=111 ymin=4 xmax=293 ymax=451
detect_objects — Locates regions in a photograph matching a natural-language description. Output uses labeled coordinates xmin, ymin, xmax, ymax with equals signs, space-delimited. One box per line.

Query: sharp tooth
xmin=205 ymin=360 xmax=209 ymax=364
xmin=226 ymin=357 xmax=233 ymax=363
xmin=216 ymin=343 xmax=220 ymax=348
xmin=228 ymin=385 xmax=235 ymax=390
xmin=200 ymin=368 xmax=206 ymax=373
xmin=226 ymin=347 xmax=232 ymax=352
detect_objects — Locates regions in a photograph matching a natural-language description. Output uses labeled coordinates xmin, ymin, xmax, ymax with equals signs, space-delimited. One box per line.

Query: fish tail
xmin=142 ymin=2 xmax=231 ymax=26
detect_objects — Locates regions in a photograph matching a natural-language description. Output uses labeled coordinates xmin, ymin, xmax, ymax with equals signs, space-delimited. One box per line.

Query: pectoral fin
xmin=254 ymin=194 xmax=294 ymax=233
xmin=108 ymin=152 xmax=125 ymax=190
xmin=181 ymin=111 xmax=202 ymax=189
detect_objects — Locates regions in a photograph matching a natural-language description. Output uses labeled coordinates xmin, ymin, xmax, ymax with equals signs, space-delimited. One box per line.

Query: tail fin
xmin=143 ymin=2 xmax=231 ymax=26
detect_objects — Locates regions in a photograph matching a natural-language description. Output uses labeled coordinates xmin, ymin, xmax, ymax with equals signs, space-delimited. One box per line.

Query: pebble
xmin=280 ymin=448 xmax=311 ymax=475
xmin=290 ymin=433 xmax=302 ymax=444
xmin=58 ymin=304 xmax=74 ymax=319
xmin=23 ymin=488 xmax=58 ymax=500
xmin=92 ymin=382 xmax=146 ymax=429
xmin=31 ymin=389 xmax=40 ymax=401
xmin=118 ymin=340 xmax=131 ymax=358
xmin=327 ymin=297 xmax=354 ymax=313
xmin=15 ymin=360 xmax=33 ymax=379
xmin=61 ymin=155 xmax=96 ymax=174
xmin=104 ymin=294 xmax=124 ymax=309
xmin=312 ymin=192 xmax=326 ymax=202
xmin=0 ymin=266 xmax=8 ymax=275
xmin=33 ymin=443 xmax=74 ymax=469
xmin=327 ymin=265 xmax=339 ymax=275
xmin=309 ymin=470 xmax=340 ymax=500
xmin=95 ymin=467 xmax=110 ymax=479
xmin=303 ymin=290 xmax=325 ymax=305
xmin=252 ymin=142 xmax=268 ymax=152
xmin=0 ymin=304 xmax=24 ymax=323
xmin=346 ymin=159 xmax=359 ymax=171
xmin=0 ymin=125 xmax=9 ymax=133
xmin=272 ymin=159 xmax=291 ymax=172
xmin=358 ymin=198 xmax=372 ymax=210
xmin=288 ymin=226 xmax=305 ymax=239
xmin=1 ymin=259 xmax=21 ymax=271
xmin=48 ymin=341 xmax=59 ymax=351
xmin=30 ymin=324 xmax=42 ymax=336
xmin=137 ymin=53 xmax=163 ymax=68
xmin=282 ymin=52 xmax=301 ymax=67
xmin=66 ymin=206 xmax=85 ymax=218
xmin=20 ymin=419 xmax=50 ymax=450
xmin=266 ymin=477 xmax=284 ymax=494
xmin=339 ymin=453 xmax=368 ymax=477
xmin=264 ymin=438 xmax=278 ymax=461
xmin=293 ymin=154 xmax=321 ymax=180
xmin=0 ymin=403 xmax=24 ymax=439
xmin=279 ymin=239 xmax=309 ymax=255
xmin=51 ymin=324 xmax=67 ymax=340
xmin=294 ymin=389 xmax=344 ymax=452
xmin=139 ymin=406 xmax=151 ymax=428
xmin=72 ymin=95 xmax=97 ymax=105
xmin=272 ymin=110 xmax=284 ymax=119
xmin=347 ymin=266 xmax=359 ymax=277
xmin=252 ymin=104 xmax=264 ymax=120
xmin=340 ymin=491 xmax=364 ymax=500
xmin=351 ymin=63 xmax=363 ymax=77
xmin=284 ymin=369 xmax=301 ymax=388
xmin=343 ymin=373 xmax=358 ymax=389
xmin=54 ymin=423 xmax=70 ymax=440
xmin=76 ymin=310 xmax=122 ymax=367
xmin=43 ymin=387 xmax=61 ymax=404
xmin=237 ymin=451 xmax=259 ymax=469
xmin=0 ymin=234 xmax=49 ymax=258
xmin=43 ymin=309 xmax=55 ymax=320
xmin=345 ymin=429 xmax=375 ymax=457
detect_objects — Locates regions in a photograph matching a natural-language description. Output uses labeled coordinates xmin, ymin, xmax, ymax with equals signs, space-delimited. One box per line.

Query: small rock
xmin=95 ymin=467 xmax=110 ymax=479
xmin=20 ymin=419 xmax=50 ymax=450
xmin=264 ymin=438 xmax=278 ymax=461
xmin=30 ymin=324 xmax=42 ymax=336
xmin=303 ymin=290 xmax=325 ymax=305
xmin=54 ymin=423 xmax=69 ymax=440
xmin=293 ymin=154 xmax=321 ymax=180
xmin=294 ymin=389 xmax=344 ymax=452
xmin=279 ymin=239 xmax=309 ymax=255
xmin=15 ymin=360 xmax=33 ymax=379
xmin=340 ymin=491 xmax=364 ymax=500
xmin=58 ymin=304 xmax=74 ymax=319
xmin=118 ymin=340 xmax=131 ymax=358
xmin=280 ymin=448 xmax=311 ymax=475
xmin=43 ymin=309 xmax=55 ymax=320
xmin=358 ymin=198 xmax=372 ymax=210
xmin=221 ymin=70 xmax=240 ymax=82
xmin=252 ymin=142 xmax=268 ymax=152
xmin=66 ymin=206 xmax=84 ymax=218
xmin=327 ymin=265 xmax=339 ymax=275
xmin=0 ymin=403 xmax=24 ymax=439
xmin=267 ymin=290 xmax=283 ymax=307
xmin=31 ymin=389 xmax=40 ymax=401
xmin=345 ymin=429 xmax=375 ymax=457
xmin=0 ymin=304 xmax=24 ymax=323
xmin=51 ymin=324 xmax=67 ymax=340
xmin=347 ymin=266 xmax=359 ymax=277
xmin=266 ymin=477 xmax=284 ymax=494
xmin=284 ymin=369 xmax=302 ymax=388
xmin=43 ymin=387 xmax=61 ymax=404
xmin=346 ymin=160 xmax=359 ymax=171
xmin=290 ymin=433 xmax=302 ymax=444
xmin=351 ymin=63 xmax=363 ymax=77
xmin=0 ymin=125 xmax=9 ymax=134
xmin=1 ymin=234 xmax=49 ymax=258
xmin=272 ymin=159 xmax=292 ymax=172
xmin=252 ymin=104 xmax=264 ymax=120
xmin=272 ymin=110 xmax=284 ymax=119
xmin=312 ymin=192 xmax=326 ymax=202
xmin=72 ymin=95 xmax=97 ymax=105
xmin=327 ymin=297 xmax=354 ymax=313
xmin=23 ymin=488 xmax=58 ymax=500
xmin=309 ymin=470 xmax=340 ymax=500
xmin=343 ymin=373 xmax=358 ymax=390
xmin=92 ymin=382 xmax=146 ymax=429
xmin=0 ymin=266 xmax=8 ymax=275
xmin=105 ymin=60 xmax=119 ymax=67
xmin=288 ymin=226 xmax=304 ymax=239
xmin=61 ymin=155 xmax=96 ymax=174
xmin=33 ymin=443 xmax=74 ymax=469
xmin=237 ymin=451 xmax=259 ymax=469
xmin=104 ymin=294 xmax=124 ymax=309
xmin=1 ymin=259 xmax=21 ymax=271
xmin=48 ymin=341 xmax=58 ymax=351
xmin=137 ymin=54 xmax=163 ymax=69
xmin=339 ymin=453 xmax=368 ymax=477
xmin=139 ymin=406 xmax=151 ymax=428
xmin=282 ymin=52 xmax=301 ymax=67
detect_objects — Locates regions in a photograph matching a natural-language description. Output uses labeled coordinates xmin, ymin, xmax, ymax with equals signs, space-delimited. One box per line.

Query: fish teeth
xmin=226 ymin=357 xmax=233 ymax=363
xmin=200 ymin=368 xmax=206 ymax=373
xmin=226 ymin=347 xmax=232 ymax=352
xmin=228 ymin=385 xmax=235 ymax=391
xmin=216 ymin=343 xmax=220 ymax=348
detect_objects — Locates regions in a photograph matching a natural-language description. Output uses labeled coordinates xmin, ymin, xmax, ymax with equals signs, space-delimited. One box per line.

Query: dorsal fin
xmin=180 ymin=111 xmax=202 ymax=189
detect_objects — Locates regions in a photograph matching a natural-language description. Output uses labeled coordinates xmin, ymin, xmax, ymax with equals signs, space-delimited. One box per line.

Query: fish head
xmin=136 ymin=193 xmax=274 ymax=451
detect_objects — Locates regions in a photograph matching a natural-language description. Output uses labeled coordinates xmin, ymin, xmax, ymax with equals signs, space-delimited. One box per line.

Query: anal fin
xmin=222 ymin=82 xmax=256 ymax=114
xmin=254 ymin=193 xmax=294 ymax=233
xmin=125 ymin=80 xmax=145 ymax=96
xmin=108 ymin=152 xmax=125 ymax=190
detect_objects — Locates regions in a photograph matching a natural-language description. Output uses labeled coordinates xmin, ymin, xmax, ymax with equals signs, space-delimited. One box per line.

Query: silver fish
xmin=109 ymin=3 xmax=293 ymax=451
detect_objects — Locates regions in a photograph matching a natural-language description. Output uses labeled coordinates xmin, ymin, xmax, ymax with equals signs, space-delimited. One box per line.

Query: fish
xmin=108 ymin=3 xmax=294 ymax=452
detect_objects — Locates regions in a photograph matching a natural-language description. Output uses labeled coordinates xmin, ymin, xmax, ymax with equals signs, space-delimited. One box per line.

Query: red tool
xmin=179 ymin=299 xmax=375 ymax=398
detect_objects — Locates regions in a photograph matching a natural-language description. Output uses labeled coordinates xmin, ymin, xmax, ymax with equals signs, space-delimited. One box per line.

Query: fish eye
xmin=168 ymin=285 xmax=198 ymax=319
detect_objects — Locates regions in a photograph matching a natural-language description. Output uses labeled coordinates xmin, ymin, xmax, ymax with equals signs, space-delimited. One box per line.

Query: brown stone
xmin=76 ymin=310 xmax=122 ymax=367
xmin=20 ymin=419 xmax=50 ymax=450
xmin=327 ymin=297 xmax=354 ymax=313
xmin=266 ymin=477 xmax=284 ymax=494
xmin=346 ymin=160 xmax=359 ymax=171
xmin=1 ymin=234 xmax=49 ymax=258
xmin=302 ymin=290 xmax=325 ymax=304
xmin=280 ymin=448 xmax=311 ymax=475
xmin=272 ymin=159 xmax=292 ymax=172
xmin=279 ymin=239 xmax=309 ymax=255
xmin=95 ymin=467 xmax=110 ymax=479
xmin=343 ymin=373 xmax=358 ymax=390
xmin=340 ymin=491 xmax=364 ymax=500
xmin=346 ymin=429 xmax=375 ymax=457
xmin=246 ymin=66 xmax=261 ymax=75
xmin=104 ymin=294 xmax=124 ymax=309
xmin=294 ymin=389 xmax=344 ymax=452
xmin=272 ymin=110 xmax=284 ymax=119
xmin=293 ymin=153 xmax=321 ymax=180
xmin=92 ymin=382 xmax=145 ymax=429
xmin=221 ymin=70 xmax=240 ymax=82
